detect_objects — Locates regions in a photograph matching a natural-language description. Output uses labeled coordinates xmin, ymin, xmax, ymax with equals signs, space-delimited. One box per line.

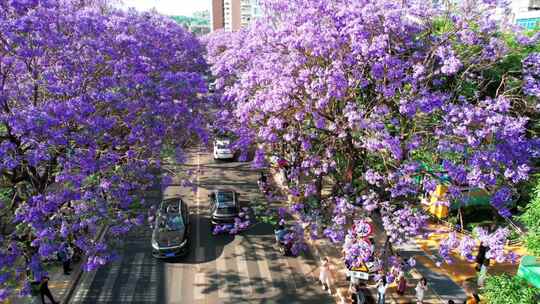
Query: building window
xmin=517 ymin=17 xmax=540 ymax=29
xmin=530 ymin=0 xmax=540 ymax=10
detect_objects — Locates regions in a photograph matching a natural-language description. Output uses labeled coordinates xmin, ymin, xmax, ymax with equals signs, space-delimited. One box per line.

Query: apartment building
xmin=511 ymin=0 xmax=540 ymax=29
xmin=211 ymin=0 xmax=261 ymax=31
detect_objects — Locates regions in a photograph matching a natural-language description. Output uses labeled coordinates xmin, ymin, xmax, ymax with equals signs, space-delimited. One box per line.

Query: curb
xmin=62 ymin=225 xmax=109 ymax=304
xmin=268 ymin=169 xmax=363 ymax=302
xmin=268 ymin=168 xmax=449 ymax=304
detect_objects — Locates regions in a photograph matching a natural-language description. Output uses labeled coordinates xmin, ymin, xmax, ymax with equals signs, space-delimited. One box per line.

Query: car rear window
xmin=217 ymin=192 xmax=234 ymax=205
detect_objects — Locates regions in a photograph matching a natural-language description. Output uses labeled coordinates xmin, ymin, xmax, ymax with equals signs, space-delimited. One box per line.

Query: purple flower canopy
xmin=0 ymin=0 xmax=209 ymax=299
xmin=206 ymin=0 xmax=539 ymax=267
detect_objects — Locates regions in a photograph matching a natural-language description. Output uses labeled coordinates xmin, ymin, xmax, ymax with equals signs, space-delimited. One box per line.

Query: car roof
xmin=212 ymin=189 xmax=236 ymax=194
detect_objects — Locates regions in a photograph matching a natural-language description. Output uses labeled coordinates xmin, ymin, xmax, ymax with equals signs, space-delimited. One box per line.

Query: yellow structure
xmin=428 ymin=184 xmax=449 ymax=218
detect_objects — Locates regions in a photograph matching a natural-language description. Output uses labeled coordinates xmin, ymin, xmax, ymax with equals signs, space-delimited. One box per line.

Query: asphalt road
xmin=69 ymin=147 xmax=335 ymax=304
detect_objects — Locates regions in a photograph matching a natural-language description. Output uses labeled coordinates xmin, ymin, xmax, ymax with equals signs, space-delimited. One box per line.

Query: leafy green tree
xmin=483 ymin=274 xmax=539 ymax=304
xmin=521 ymin=178 xmax=540 ymax=256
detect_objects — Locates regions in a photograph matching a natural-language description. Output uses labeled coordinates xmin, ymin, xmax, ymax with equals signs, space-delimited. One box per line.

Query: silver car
xmin=213 ymin=138 xmax=234 ymax=160
xmin=151 ymin=198 xmax=190 ymax=258
xmin=209 ymin=190 xmax=239 ymax=227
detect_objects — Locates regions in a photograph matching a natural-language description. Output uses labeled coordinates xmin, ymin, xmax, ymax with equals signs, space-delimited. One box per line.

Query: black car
xmin=209 ymin=190 xmax=239 ymax=226
xmin=151 ymin=198 xmax=190 ymax=258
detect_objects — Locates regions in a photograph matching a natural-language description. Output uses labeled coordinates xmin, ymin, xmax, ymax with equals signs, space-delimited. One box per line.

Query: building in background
xmin=251 ymin=0 xmax=262 ymax=20
xmin=211 ymin=0 xmax=224 ymax=31
xmin=511 ymin=0 xmax=540 ymax=29
xmin=211 ymin=0 xmax=262 ymax=31
xmin=170 ymin=13 xmax=211 ymax=36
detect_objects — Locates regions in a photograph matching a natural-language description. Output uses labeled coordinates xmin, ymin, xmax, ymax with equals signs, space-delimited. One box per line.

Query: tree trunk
xmin=458 ymin=207 xmax=464 ymax=231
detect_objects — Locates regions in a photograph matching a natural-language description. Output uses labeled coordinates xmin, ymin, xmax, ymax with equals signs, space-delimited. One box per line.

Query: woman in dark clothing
xmin=40 ymin=276 xmax=59 ymax=304
xmin=475 ymin=241 xmax=489 ymax=271
xmin=350 ymin=282 xmax=366 ymax=304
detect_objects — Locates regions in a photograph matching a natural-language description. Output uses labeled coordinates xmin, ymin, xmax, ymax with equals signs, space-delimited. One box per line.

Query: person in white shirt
xmin=376 ymin=276 xmax=388 ymax=304
xmin=415 ymin=277 xmax=428 ymax=304
xmin=477 ymin=259 xmax=489 ymax=287
xmin=319 ymin=257 xmax=333 ymax=295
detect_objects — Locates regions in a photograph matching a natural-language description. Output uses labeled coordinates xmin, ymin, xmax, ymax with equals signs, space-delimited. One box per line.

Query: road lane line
xmin=96 ymin=255 xmax=123 ymax=302
xmin=235 ymin=244 xmax=254 ymax=297
xmin=253 ymin=243 xmax=277 ymax=296
xmin=196 ymin=246 xmax=204 ymax=270
xmin=123 ymin=253 xmax=144 ymax=302
xmin=193 ymin=271 xmax=206 ymax=301
xmin=72 ymin=263 xmax=99 ymax=302
xmin=166 ymin=264 xmax=183 ymax=303
xmin=216 ymin=247 xmax=231 ymax=299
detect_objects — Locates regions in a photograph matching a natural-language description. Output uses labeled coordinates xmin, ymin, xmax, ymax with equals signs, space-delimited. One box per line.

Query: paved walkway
xmin=9 ymin=259 xmax=82 ymax=304
xmin=9 ymin=226 xmax=108 ymax=304
xmin=269 ymin=169 xmax=477 ymax=304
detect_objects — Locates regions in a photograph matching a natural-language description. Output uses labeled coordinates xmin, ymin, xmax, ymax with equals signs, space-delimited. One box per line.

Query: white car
xmin=213 ymin=138 xmax=234 ymax=160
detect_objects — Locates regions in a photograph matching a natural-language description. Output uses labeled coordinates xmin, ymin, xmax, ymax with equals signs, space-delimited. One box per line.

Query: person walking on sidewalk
xmin=57 ymin=242 xmax=72 ymax=275
xmin=415 ymin=277 xmax=428 ymax=304
xmin=350 ymin=282 xmax=366 ymax=304
xmin=319 ymin=257 xmax=333 ymax=295
xmin=39 ymin=276 xmax=59 ymax=304
xmin=396 ymin=270 xmax=407 ymax=296
xmin=477 ymin=259 xmax=489 ymax=287
xmin=475 ymin=241 xmax=489 ymax=272
xmin=376 ymin=276 xmax=388 ymax=304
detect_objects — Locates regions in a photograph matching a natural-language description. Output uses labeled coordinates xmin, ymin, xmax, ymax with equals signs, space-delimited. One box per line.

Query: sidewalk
xmin=269 ymin=169 xmax=473 ymax=304
xmin=9 ymin=259 xmax=83 ymax=304
xmin=8 ymin=226 xmax=108 ymax=304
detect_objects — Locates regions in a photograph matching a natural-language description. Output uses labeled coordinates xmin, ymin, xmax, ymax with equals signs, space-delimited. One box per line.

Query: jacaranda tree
xmin=206 ymin=0 xmax=539 ymax=269
xmin=0 ymin=0 xmax=208 ymax=299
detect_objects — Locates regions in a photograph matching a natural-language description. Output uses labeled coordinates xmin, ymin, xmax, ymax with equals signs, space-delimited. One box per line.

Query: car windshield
xmin=216 ymin=192 xmax=236 ymax=214
xmin=216 ymin=140 xmax=230 ymax=149
xmin=158 ymin=215 xmax=184 ymax=231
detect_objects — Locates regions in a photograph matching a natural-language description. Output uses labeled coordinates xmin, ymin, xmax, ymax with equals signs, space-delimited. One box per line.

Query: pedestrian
xmin=415 ymin=277 xmax=428 ymax=304
xmin=274 ymin=224 xmax=287 ymax=245
xmin=475 ymin=241 xmax=489 ymax=271
xmin=376 ymin=276 xmax=388 ymax=304
xmin=319 ymin=257 xmax=333 ymax=295
xmin=66 ymin=243 xmax=74 ymax=265
xmin=396 ymin=270 xmax=407 ymax=296
xmin=350 ymin=282 xmax=366 ymax=304
xmin=39 ymin=276 xmax=59 ymax=304
xmin=477 ymin=259 xmax=489 ymax=287
xmin=57 ymin=243 xmax=72 ymax=275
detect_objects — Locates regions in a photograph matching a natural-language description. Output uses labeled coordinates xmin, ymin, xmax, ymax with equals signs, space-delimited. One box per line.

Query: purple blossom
xmin=204 ymin=0 xmax=536 ymax=281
